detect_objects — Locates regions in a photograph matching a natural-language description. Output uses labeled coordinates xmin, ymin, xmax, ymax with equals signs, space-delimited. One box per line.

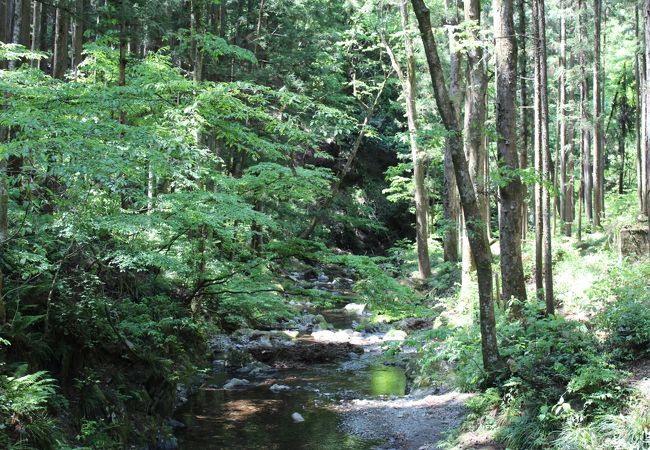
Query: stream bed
xmin=175 ymin=308 xmax=409 ymax=449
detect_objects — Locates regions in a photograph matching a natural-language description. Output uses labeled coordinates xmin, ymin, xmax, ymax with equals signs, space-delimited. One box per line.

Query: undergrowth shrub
xmin=594 ymin=262 xmax=650 ymax=356
xmin=0 ymin=360 xmax=61 ymax=450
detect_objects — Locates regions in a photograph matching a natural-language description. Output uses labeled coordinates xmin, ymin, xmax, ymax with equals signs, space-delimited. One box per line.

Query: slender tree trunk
xmin=12 ymin=0 xmax=31 ymax=47
xmin=0 ymin=0 xmax=9 ymax=69
xmin=411 ymin=0 xmax=502 ymax=375
xmin=443 ymin=0 xmax=462 ymax=263
xmin=401 ymin=0 xmax=431 ymax=278
xmin=53 ymin=7 xmax=69 ymax=79
xmin=31 ymin=1 xmax=43 ymax=69
xmin=461 ymin=0 xmax=489 ymax=283
xmin=645 ymin=0 xmax=650 ymax=248
xmin=517 ymin=0 xmax=529 ymax=240
xmin=495 ymin=0 xmax=527 ymax=311
xmin=593 ymin=0 xmax=603 ymax=227
xmin=0 ymin=126 xmax=7 ymax=325
xmin=533 ymin=0 xmax=553 ymax=312
xmin=559 ymin=8 xmax=571 ymax=236
xmin=533 ymin=0 xmax=543 ymax=300
xmin=191 ymin=0 xmax=204 ymax=81
xmin=579 ymin=0 xmax=594 ymax=223
xmin=637 ymin=6 xmax=644 ymax=212
xmin=118 ymin=0 xmax=127 ymax=124
xmin=72 ymin=0 xmax=84 ymax=71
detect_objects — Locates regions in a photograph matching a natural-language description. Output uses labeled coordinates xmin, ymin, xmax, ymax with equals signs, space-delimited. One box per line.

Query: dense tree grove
xmin=1 ymin=0 xmax=649 ymax=448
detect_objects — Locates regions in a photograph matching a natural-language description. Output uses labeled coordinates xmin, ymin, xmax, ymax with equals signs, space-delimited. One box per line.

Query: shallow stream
xmin=175 ymin=309 xmax=408 ymax=449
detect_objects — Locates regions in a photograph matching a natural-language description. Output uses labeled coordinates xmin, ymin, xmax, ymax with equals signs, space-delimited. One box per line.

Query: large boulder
xmin=619 ymin=225 xmax=649 ymax=259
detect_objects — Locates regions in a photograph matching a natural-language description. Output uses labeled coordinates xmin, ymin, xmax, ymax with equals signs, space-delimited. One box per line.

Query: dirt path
xmin=336 ymin=388 xmax=472 ymax=449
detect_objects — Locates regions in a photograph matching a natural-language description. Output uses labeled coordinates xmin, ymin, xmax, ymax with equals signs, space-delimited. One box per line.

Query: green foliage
xmin=322 ymin=252 xmax=428 ymax=320
xmin=0 ymin=366 xmax=60 ymax=449
xmin=594 ymin=262 xmax=650 ymax=355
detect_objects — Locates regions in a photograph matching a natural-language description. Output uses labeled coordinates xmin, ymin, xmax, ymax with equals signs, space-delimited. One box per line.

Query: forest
xmin=0 ymin=0 xmax=649 ymax=448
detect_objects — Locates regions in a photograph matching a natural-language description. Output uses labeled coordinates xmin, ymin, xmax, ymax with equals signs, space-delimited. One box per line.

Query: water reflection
xmin=176 ymin=362 xmax=406 ymax=449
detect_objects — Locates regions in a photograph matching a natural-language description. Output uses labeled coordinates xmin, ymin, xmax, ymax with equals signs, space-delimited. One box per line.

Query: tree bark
xmin=637 ymin=6 xmax=644 ymax=212
xmin=442 ymin=0 xmax=462 ymax=263
xmin=533 ymin=0 xmax=543 ymax=300
xmin=517 ymin=0 xmax=529 ymax=240
xmin=72 ymin=0 xmax=84 ymax=71
xmin=31 ymin=1 xmax=43 ymax=69
xmin=0 ymin=0 xmax=9 ymax=69
xmin=533 ymin=0 xmax=554 ymax=313
xmin=53 ymin=7 xmax=70 ymax=79
xmin=461 ymin=0 xmax=489 ymax=282
xmin=12 ymin=0 xmax=31 ymax=47
xmin=579 ymin=0 xmax=593 ymax=223
xmin=559 ymin=7 xmax=571 ymax=236
xmin=400 ymin=0 xmax=431 ymax=278
xmin=495 ymin=0 xmax=527 ymax=310
xmin=645 ymin=0 xmax=650 ymax=248
xmin=593 ymin=0 xmax=603 ymax=228
xmin=411 ymin=0 xmax=502 ymax=374
xmin=191 ymin=0 xmax=204 ymax=81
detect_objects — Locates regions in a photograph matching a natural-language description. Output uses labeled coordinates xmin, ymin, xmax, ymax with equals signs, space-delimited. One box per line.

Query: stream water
xmin=175 ymin=309 xmax=408 ymax=449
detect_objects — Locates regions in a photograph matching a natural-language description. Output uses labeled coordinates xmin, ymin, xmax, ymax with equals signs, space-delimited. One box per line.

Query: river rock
xmin=209 ymin=334 xmax=235 ymax=352
xmin=270 ymin=384 xmax=291 ymax=393
xmin=383 ymin=329 xmax=407 ymax=342
xmin=395 ymin=317 xmax=433 ymax=331
xmin=176 ymin=383 xmax=189 ymax=404
xmin=156 ymin=434 xmax=178 ymax=450
xmin=344 ymin=303 xmax=367 ymax=315
xmin=311 ymin=329 xmax=350 ymax=343
xmin=164 ymin=417 xmax=186 ymax=430
xmin=237 ymin=361 xmax=271 ymax=375
xmin=212 ymin=359 xmax=227 ymax=372
xmin=282 ymin=330 xmax=299 ymax=339
xmin=223 ymin=378 xmax=250 ymax=390
xmin=291 ymin=412 xmax=305 ymax=423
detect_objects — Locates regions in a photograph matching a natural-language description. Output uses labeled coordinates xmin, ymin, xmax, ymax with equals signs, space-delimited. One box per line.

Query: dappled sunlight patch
xmin=221 ymin=399 xmax=283 ymax=422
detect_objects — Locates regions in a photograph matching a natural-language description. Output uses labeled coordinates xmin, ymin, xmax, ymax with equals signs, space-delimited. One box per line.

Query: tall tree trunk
xmin=191 ymin=0 xmax=204 ymax=81
xmin=593 ymin=0 xmax=603 ymax=227
xmin=533 ymin=0 xmax=543 ymax=300
xmin=559 ymin=7 xmax=571 ymax=236
xmin=645 ymin=0 xmax=650 ymax=248
xmin=31 ymin=0 xmax=43 ymax=69
xmin=411 ymin=0 xmax=502 ymax=375
xmin=579 ymin=0 xmax=594 ymax=222
xmin=443 ymin=0 xmax=462 ymax=263
xmin=0 ymin=0 xmax=9 ymax=70
xmin=637 ymin=6 xmax=644 ymax=212
xmin=533 ymin=0 xmax=553 ymax=313
xmin=517 ymin=0 xmax=529 ymax=240
xmin=400 ymin=0 xmax=431 ymax=278
xmin=118 ymin=0 xmax=127 ymax=124
xmin=53 ymin=7 xmax=69 ymax=79
xmin=12 ymin=0 xmax=31 ymax=47
xmin=72 ymin=0 xmax=84 ymax=71
xmin=495 ymin=0 xmax=526 ymax=310
xmin=461 ymin=0 xmax=489 ymax=283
